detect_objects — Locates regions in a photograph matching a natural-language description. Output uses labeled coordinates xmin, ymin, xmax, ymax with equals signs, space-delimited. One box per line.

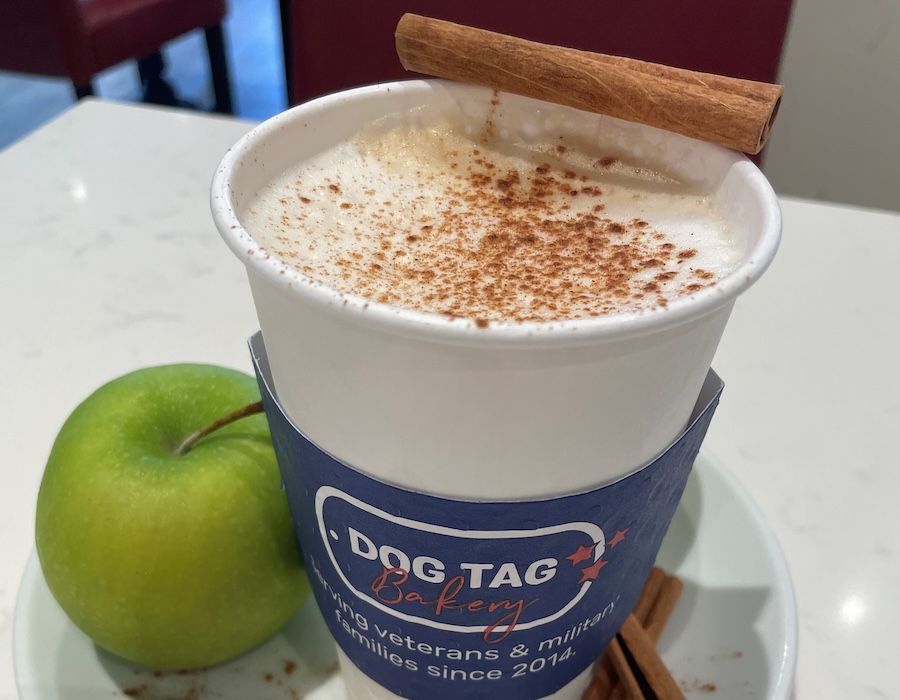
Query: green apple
xmin=35 ymin=363 xmax=310 ymax=669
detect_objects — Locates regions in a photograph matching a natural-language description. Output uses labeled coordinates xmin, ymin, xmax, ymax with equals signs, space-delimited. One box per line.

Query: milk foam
xmin=241 ymin=99 xmax=744 ymax=324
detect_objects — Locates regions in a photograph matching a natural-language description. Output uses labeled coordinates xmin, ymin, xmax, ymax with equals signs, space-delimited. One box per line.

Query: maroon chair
xmin=0 ymin=0 xmax=232 ymax=112
xmin=281 ymin=1 xmax=793 ymax=108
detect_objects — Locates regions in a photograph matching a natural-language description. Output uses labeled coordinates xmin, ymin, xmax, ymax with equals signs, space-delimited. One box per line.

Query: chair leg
xmin=137 ymin=51 xmax=165 ymax=85
xmin=279 ymin=0 xmax=293 ymax=106
xmin=74 ymin=83 xmax=94 ymax=99
xmin=138 ymin=51 xmax=182 ymax=107
xmin=204 ymin=24 xmax=233 ymax=114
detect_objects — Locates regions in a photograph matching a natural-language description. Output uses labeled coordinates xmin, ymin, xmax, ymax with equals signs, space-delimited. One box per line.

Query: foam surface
xmin=241 ymin=99 xmax=744 ymax=324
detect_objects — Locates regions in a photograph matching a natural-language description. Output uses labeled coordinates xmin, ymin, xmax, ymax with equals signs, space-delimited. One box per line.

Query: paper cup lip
xmin=212 ymin=79 xmax=782 ymax=348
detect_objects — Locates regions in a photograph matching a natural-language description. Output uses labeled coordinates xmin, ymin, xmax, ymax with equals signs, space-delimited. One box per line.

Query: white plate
xmin=13 ymin=452 xmax=797 ymax=700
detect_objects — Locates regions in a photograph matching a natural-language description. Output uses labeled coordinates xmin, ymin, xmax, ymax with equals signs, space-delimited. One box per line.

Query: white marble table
xmin=1 ymin=99 xmax=897 ymax=700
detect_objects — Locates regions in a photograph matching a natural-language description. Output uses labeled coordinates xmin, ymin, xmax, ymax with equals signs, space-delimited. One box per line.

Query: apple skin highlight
xmin=35 ymin=363 xmax=310 ymax=669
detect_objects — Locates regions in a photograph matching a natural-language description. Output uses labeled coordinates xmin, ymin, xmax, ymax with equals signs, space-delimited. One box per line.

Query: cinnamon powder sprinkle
xmin=298 ymin=156 xmax=716 ymax=322
xmin=247 ymin=120 xmax=731 ymax=325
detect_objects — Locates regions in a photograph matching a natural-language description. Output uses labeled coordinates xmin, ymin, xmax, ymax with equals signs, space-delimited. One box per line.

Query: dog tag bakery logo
xmin=316 ymin=487 xmax=626 ymax=643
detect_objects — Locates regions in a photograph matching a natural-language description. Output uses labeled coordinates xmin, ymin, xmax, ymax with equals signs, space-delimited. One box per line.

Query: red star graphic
xmin=566 ymin=543 xmax=596 ymax=566
xmin=608 ymin=529 xmax=628 ymax=548
xmin=578 ymin=558 xmax=608 ymax=584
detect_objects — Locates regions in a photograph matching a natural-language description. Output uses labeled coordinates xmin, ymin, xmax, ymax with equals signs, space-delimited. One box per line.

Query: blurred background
xmin=1 ymin=0 xmax=897 ymax=213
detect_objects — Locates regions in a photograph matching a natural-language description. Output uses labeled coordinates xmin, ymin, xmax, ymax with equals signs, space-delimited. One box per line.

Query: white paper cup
xmin=212 ymin=80 xmax=781 ymax=700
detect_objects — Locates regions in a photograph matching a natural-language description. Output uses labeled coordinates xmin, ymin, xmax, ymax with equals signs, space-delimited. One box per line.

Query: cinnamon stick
xmin=633 ymin=568 xmax=668 ymax=625
xmin=607 ymin=573 xmax=683 ymax=700
xmin=586 ymin=567 xmax=666 ymax=699
xmin=606 ymin=635 xmax=646 ymax=700
xmin=617 ymin=615 xmax=686 ymax=700
xmin=645 ymin=574 xmax=684 ymax=643
xmin=583 ymin=654 xmax=617 ymax=700
xmin=395 ymin=14 xmax=783 ymax=154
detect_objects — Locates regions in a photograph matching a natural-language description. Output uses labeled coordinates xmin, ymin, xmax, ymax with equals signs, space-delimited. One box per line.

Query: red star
xmin=608 ymin=529 xmax=628 ymax=548
xmin=566 ymin=543 xmax=596 ymax=566
xmin=578 ymin=558 xmax=608 ymax=584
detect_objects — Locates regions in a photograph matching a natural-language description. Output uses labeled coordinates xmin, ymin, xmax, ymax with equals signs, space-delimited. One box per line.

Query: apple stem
xmin=174 ymin=401 xmax=265 ymax=456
